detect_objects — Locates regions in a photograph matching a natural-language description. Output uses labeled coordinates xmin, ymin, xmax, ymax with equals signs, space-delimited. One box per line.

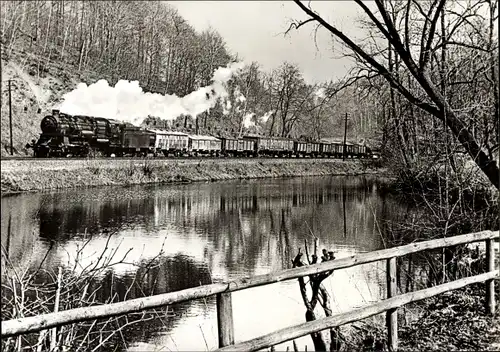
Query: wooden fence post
xmin=217 ymin=292 xmax=235 ymax=347
xmin=386 ymin=257 xmax=397 ymax=351
xmin=486 ymin=239 xmax=496 ymax=314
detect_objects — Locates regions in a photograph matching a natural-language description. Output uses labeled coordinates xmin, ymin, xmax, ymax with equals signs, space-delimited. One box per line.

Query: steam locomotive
xmin=26 ymin=110 xmax=374 ymax=158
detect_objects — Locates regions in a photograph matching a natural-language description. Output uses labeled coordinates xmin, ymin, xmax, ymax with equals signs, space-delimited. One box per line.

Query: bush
xmin=1 ymin=232 xmax=167 ymax=351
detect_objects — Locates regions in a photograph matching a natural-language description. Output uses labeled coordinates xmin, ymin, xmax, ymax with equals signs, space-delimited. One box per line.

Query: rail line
xmin=1 ymin=155 xmax=370 ymax=162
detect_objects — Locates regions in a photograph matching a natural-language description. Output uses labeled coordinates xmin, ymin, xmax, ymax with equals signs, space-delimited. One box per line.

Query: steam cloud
xmin=242 ymin=110 xmax=274 ymax=131
xmin=259 ymin=110 xmax=274 ymax=124
xmin=242 ymin=113 xmax=256 ymax=129
xmin=58 ymin=62 xmax=246 ymax=126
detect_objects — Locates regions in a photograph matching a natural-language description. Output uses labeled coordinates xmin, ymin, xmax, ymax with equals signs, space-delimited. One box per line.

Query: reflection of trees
xmin=1 ymin=176 xmax=415 ymax=350
xmin=4 ymin=176 xmax=411 ymax=280
xmin=117 ymin=254 xmax=213 ymax=298
xmin=2 ymin=251 xmax=216 ymax=350
xmin=26 ymin=176 xmax=406 ymax=247
xmin=276 ymin=209 xmax=292 ymax=269
xmin=1 ymin=194 xmax=43 ymax=270
xmin=94 ymin=253 xmax=215 ymax=345
xmin=38 ymin=196 xmax=156 ymax=240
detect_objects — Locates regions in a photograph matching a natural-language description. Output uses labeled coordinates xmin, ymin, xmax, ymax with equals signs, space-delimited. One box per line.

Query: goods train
xmin=26 ymin=110 xmax=374 ymax=158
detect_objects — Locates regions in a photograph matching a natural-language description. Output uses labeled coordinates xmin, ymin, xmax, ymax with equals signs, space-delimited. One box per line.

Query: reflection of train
xmin=27 ymin=110 xmax=374 ymax=158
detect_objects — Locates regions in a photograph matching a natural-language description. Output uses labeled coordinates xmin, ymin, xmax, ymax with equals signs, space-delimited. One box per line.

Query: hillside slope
xmin=0 ymin=47 xmax=111 ymax=157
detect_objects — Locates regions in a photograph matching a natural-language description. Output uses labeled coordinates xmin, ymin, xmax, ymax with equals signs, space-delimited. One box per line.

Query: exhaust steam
xmin=57 ymin=62 xmax=246 ymax=126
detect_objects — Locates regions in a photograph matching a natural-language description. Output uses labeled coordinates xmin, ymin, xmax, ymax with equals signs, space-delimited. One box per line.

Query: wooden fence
xmin=1 ymin=230 xmax=498 ymax=351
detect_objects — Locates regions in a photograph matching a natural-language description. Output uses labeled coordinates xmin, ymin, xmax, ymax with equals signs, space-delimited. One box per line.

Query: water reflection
xmin=1 ymin=176 xmax=407 ymax=351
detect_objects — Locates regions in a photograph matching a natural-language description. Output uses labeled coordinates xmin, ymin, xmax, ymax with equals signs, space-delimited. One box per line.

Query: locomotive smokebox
xmin=40 ymin=115 xmax=59 ymax=134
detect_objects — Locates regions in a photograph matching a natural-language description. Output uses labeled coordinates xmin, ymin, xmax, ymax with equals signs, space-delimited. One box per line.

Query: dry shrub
xmin=1 ymin=231 xmax=168 ymax=352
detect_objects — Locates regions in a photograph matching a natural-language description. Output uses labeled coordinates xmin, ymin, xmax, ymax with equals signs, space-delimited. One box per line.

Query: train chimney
xmin=52 ymin=109 xmax=60 ymax=117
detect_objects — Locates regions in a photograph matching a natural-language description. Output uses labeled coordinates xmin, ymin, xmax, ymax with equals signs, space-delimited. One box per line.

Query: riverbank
xmin=346 ymin=283 xmax=499 ymax=351
xmin=0 ymin=158 xmax=385 ymax=195
xmin=398 ymin=283 xmax=500 ymax=351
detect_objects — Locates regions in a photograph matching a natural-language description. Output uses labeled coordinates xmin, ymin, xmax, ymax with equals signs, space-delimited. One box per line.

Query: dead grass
xmin=398 ymin=283 xmax=500 ymax=351
xmin=0 ymin=158 xmax=385 ymax=194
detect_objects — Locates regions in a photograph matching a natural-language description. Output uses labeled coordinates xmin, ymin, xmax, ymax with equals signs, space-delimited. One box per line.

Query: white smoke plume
xmin=242 ymin=113 xmax=256 ymax=129
xmin=259 ymin=110 xmax=275 ymax=124
xmin=58 ymin=62 xmax=246 ymax=126
xmin=233 ymin=86 xmax=246 ymax=103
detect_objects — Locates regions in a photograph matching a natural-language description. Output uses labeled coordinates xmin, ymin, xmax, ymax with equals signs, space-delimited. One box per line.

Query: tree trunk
xmin=489 ymin=0 xmax=499 ymax=141
xmin=292 ymin=0 xmax=500 ymax=190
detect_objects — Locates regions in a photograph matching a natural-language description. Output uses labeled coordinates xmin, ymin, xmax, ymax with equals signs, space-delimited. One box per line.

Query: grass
xmin=1 ymin=158 xmax=385 ymax=194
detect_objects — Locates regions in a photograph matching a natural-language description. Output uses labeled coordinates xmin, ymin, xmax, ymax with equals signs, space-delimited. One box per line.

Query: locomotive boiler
xmin=28 ymin=110 xmax=97 ymax=157
xmin=27 ymin=110 xmax=154 ymax=157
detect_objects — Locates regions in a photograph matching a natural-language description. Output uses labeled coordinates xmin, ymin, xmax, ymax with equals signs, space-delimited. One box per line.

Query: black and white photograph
xmin=1 ymin=0 xmax=499 ymax=351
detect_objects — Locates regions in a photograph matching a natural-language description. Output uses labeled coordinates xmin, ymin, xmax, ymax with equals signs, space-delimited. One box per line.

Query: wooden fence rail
xmin=1 ymin=230 xmax=498 ymax=350
xmin=216 ymin=271 xmax=498 ymax=351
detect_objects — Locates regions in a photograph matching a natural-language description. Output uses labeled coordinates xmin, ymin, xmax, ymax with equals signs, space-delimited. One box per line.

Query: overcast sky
xmin=167 ymin=1 xmax=369 ymax=84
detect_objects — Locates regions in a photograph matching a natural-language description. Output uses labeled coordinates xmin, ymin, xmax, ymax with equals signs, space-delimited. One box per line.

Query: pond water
xmin=1 ymin=175 xmax=412 ymax=351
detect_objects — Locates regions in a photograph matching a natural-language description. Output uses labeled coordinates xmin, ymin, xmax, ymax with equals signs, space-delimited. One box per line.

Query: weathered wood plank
xmin=50 ymin=267 xmax=62 ymax=351
xmin=216 ymin=271 xmax=499 ymax=352
xmin=486 ymin=239 xmax=496 ymax=314
xmin=1 ymin=283 xmax=229 ymax=338
xmin=217 ymin=292 xmax=234 ymax=347
xmin=2 ymin=231 xmax=498 ymax=338
xmin=226 ymin=231 xmax=498 ymax=292
xmin=386 ymin=257 xmax=397 ymax=352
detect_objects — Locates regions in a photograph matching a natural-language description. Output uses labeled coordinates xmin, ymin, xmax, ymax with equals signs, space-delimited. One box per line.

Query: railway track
xmin=1 ymin=155 xmax=357 ymax=162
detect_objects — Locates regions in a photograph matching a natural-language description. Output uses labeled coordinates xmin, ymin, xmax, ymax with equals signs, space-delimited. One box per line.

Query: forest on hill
xmin=0 ymin=0 xmax=380 ymax=152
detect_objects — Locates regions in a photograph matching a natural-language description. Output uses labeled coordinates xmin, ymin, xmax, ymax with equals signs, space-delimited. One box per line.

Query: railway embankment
xmin=0 ymin=157 xmax=384 ymax=195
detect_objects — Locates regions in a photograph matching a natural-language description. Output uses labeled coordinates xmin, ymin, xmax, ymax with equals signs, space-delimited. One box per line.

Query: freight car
xmin=188 ymin=135 xmax=222 ymax=156
xmin=121 ymin=126 xmax=156 ymax=156
xmin=344 ymin=142 xmax=367 ymax=158
xmin=320 ymin=143 xmax=339 ymax=157
xmin=243 ymin=135 xmax=294 ymax=157
xmin=294 ymin=141 xmax=322 ymax=157
xmin=150 ymin=130 xmax=189 ymax=156
xmin=220 ymin=137 xmax=255 ymax=157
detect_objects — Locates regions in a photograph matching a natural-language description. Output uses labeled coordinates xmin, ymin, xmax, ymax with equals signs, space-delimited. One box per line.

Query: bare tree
xmin=267 ymin=62 xmax=311 ymax=137
xmin=289 ymin=0 xmax=499 ymax=189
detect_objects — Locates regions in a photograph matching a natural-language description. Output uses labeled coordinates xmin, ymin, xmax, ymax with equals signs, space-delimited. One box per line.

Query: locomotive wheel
xmin=35 ymin=149 xmax=48 ymax=158
xmin=81 ymin=145 xmax=90 ymax=157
